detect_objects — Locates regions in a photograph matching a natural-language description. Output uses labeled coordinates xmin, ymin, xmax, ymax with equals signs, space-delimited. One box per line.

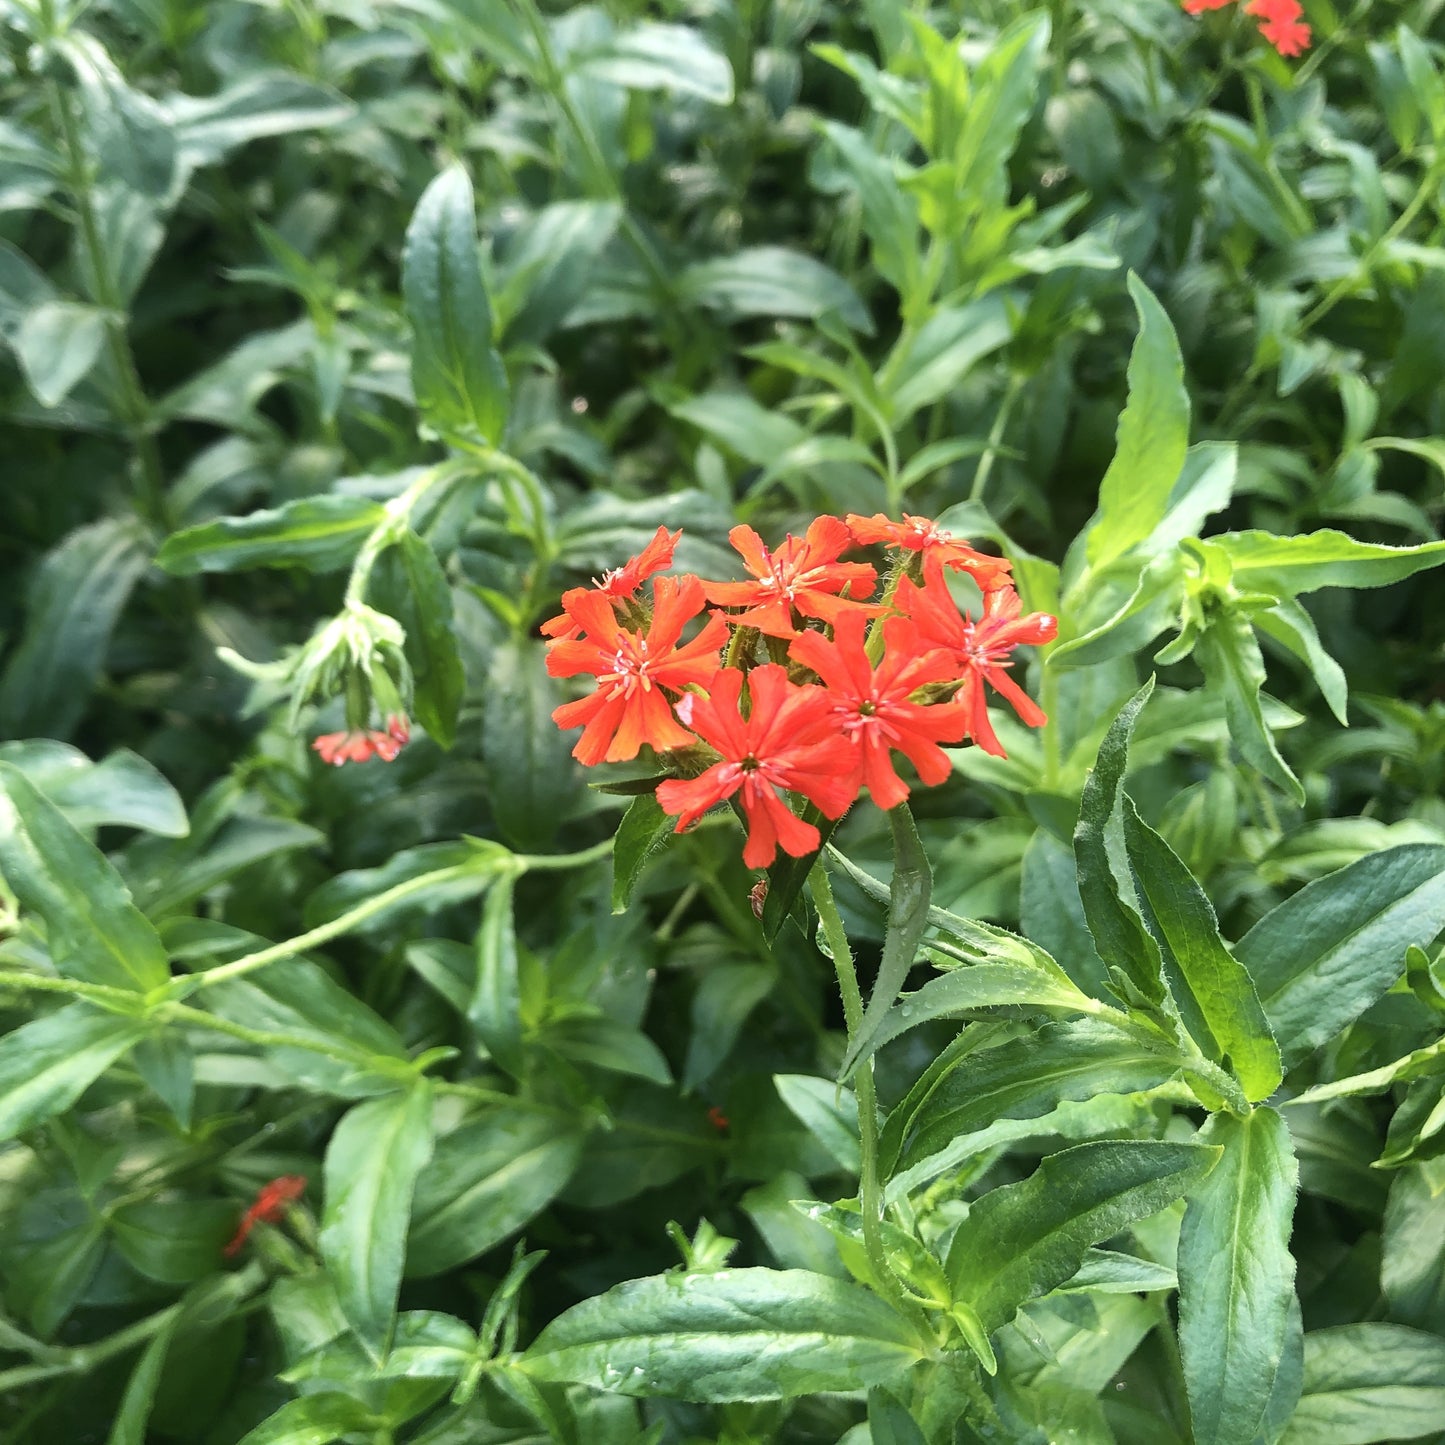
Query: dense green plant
xmin=2 ymin=1 xmax=1445 ymax=1442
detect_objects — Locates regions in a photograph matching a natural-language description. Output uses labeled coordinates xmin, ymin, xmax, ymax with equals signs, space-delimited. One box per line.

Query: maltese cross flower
xmin=313 ymin=714 xmax=410 ymax=766
xmin=897 ymin=570 xmax=1058 ymax=758
xmin=541 ymin=525 xmax=681 ymax=642
xmin=703 ymin=517 xmax=881 ymax=638
xmin=656 ymin=665 xmax=858 ymax=868
xmin=548 ymin=575 xmax=730 ymax=765
xmin=790 ymin=610 xmax=968 ymax=810
xmin=846 ymin=513 xmax=1014 ymax=591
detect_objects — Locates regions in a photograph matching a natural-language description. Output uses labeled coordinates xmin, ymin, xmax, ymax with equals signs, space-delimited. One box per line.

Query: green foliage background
xmin=1 ymin=0 xmax=1445 ymax=1441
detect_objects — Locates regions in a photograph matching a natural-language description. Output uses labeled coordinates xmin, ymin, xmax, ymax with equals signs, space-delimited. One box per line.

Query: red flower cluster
xmin=545 ymin=516 xmax=1058 ymax=869
xmin=224 ymin=1174 xmax=306 ymax=1257
xmin=313 ymin=713 xmax=410 ymax=766
xmin=1182 ymin=0 xmax=1311 ymax=57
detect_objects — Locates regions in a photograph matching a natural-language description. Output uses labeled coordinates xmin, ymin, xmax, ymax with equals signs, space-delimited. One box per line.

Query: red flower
xmin=707 ymin=1105 xmax=730 ymax=1131
xmin=702 ymin=518 xmax=881 ymax=638
xmin=655 ymin=665 xmax=858 ymax=868
xmin=548 ymin=575 xmax=730 ymax=764
xmin=1245 ymin=0 xmax=1310 ymax=54
xmin=845 ymin=513 xmax=1013 ymax=591
xmin=897 ymin=570 xmax=1058 ymax=758
xmin=224 ymin=1175 xmax=306 ymax=1257
xmin=789 ymin=610 xmax=967 ymax=810
xmin=541 ymin=526 xmax=681 ymax=641
xmin=313 ymin=713 xmax=409 ymax=766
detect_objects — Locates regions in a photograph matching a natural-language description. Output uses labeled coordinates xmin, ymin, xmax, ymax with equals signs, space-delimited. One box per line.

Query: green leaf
xmin=482 ymin=638 xmax=581 ymax=851
xmin=0 ymin=762 xmax=168 ymax=991
xmin=0 ymin=518 xmax=150 ymax=741
xmin=1382 ymin=1167 xmax=1445 ymax=1334
xmin=845 ymin=960 xmax=1095 ymax=1067
xmin=1236 ymin=844 xmax=1445 ymax=1069
xmin=1216 ymin=528 xmax=1445 ymax=595
xmin=838 ymin=805 xmax=932 ymax=1080
xmin=1281 ymin=1324 xmax=1445 ymax=1445
xmin=319 ymin=1084 xmax=435 ymax=1354
xmin=520 ymin=1268 xmax=926 ymax=1400
xmin=1254 ymin=595 xmax=1349 ymax=725
xmin=817 ymin=122 xmax=921 ymax=305
xmin=1049 ymin=551 xmax=1185 ymax=669
xmin=107 ymin=1307 xmax=180 ymax=1445
xmin=886 ymin=1019 xmax=1193 ymax=1194
xmin=868 ymin=1388 xmax=928 ymax=1445
xmin=169 ymin=72 xmax=353 ymax=168
xmin=1177 ymin=1108 xmax=1299 ymax=1445
xmin=403 ymin=164 xmax=508 ymax=445
xmin=369 ymin=529 xmax=464 ymax=748
xmin=1020 ymin=831 xmax=1111 ymax=1000
xmin=0 ymin=1004 xmax=146 ymax=1142
xmin=1072 ymin=680 xmax=1168 ymax=1009
xmin=13 ymin=300 xmax=107 ymax=408
xmin=774 ymin=1074 xmax=861 ymax=1173
xmin=407 ymin=1108 xmax=585 ymax=1277
xmin=611 ymin=793 xmax=672 ymax=914
xmin=1058 ymin=1248 xmax=1178 ymax=1295
xmin=881 ymin=296 xmax=1012 ymax=422
xmin=470 ymin=869 xmax=523 ymax=1077
xmin=944 ymin=1140 xmax=1219 ymax=1334
xmin=951 ymin=11 xmax=1051 ymax=210
xmin=63 ymin=33 xmax=176 ymax=200
xmin=1195 ymin=609 xmax=1304 ymax=803
xmin=234 ymin=1393 xmax=377 ymax=1445
xmin=1085 ymin=275 xmax=1191 ymax=572
xmin=578 ymin=23 xmax=734 ymax=103
xmin=1123 ymin=799 xmax=1281 ymax=1100
xmin=0 ymin=742 xmax=188 ymax=838
xmin=157 ymin=495 xmax=384 ymax=577
xmin=679 ymin=247 xmax=870 ymax=331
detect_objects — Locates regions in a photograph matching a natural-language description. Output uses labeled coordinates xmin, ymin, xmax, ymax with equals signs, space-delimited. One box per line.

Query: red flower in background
xmin=846 ymin=513 xmax=1013 ymax=591
xmin=702 ymin=517 xmax=881 ymax=637
xmin=548 ymin=575 xmax=729 ymax=764
xmin=656 ymin=665 xmax=858 ymax=868
xmin=313 ymin=714 xmax=409 ymax=766
xmin=224 ymin=1175 xmax=306 ymax=1257
xmin=1246 ymin=0 xmax=1310 ymax=55
xmin=897 ymin=569 xmax=1057 ymax=758
xmin=789 ymin=610 xmax=967 ymax=810
xmin=541 ymin=525 xmax=681 ymax=641
xmin=1181 ymin=0 xmax=1310 ymax=56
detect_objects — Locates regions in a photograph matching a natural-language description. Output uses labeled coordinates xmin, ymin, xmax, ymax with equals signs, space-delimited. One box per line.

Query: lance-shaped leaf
xmin=0 ymin=763 xmax=168 ymax=992
xmin=943 ymin=1139 xmax=1219 ymax=1334
xmin=1123 ymin=798 xmax=1281 ymax=1101
xmin=1084 ymin=275 xmax=1190 ymax=572
xmin=1215 ymin=527 xmax=1445 ymax=595
xmin=403 ymin=164 xmax=508 ymax=445
xmin=469 ymin=868 xmax=524 ymax=1077
xmin=838 ymin=804 xmax=931 ymax=1080
xmin=407 ymin=1107 xmax=585 ymax=1277
xmin=611 ymin=793 xmax=672 ymax=914
xmin=1281 ymin=1324 xmax=1445 ymax=1445
xmin=1237 ymin=844 xmax=1445 ymax=1070
xmin=369 ymin=528 xmax=464 ymax=749
xmin=0 ymin=1004 xmax=147 ymax=1143
xmin=320 ymin=1083 xmax=435 ymax=1355
xmin=885 ymin=1019 xmax=1200 ymax=1195
xmin=1194 ymin=609 xmax=1304 ymax=803
xmin=1073 ymin=680 xmax=1168 ymax=1009
xmin=1178 ymin=1108 xmax=1300 ymax=1445
xmin=156 ymin=495 xmax=385 ymax=576
xmin=843 ymin=960 xmax=1097 ymax=1068
xmin=519 ymin=1268 xmax=927 ymax=1401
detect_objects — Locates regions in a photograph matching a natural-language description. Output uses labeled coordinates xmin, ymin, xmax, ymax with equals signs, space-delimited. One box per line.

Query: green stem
xmin=344 ymin=463 xmax=460 ymax=607
xmin=0 ymin=971 xmax=140 ymax=1011
xmin=810 ymin=863 xmax=914 ymax=1322
xmin=48 ymin=69 xmax=168 ymax=531
xmin=186 ymin=863 xmax=483 ymax=992
xmin=968 ymin=373 xmax=1024 ymax=505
